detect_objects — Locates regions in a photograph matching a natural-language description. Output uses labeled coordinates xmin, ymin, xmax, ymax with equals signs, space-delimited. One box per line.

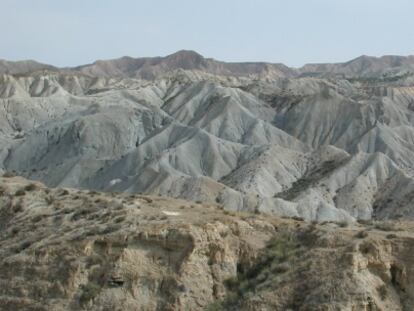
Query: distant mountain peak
xmin=166 ymin=50 xmax=204 ymax=58
xmin=164 ymin=50 xmax=206 ymax=69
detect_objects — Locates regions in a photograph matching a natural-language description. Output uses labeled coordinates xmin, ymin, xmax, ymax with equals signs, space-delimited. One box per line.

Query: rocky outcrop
xmin=1 ymin=176 xmax=414 ymax=310
xmin=222 ymin=222 xmax=414 ymax=311
xmin=0 ymin=176 xmax=274 ymax=310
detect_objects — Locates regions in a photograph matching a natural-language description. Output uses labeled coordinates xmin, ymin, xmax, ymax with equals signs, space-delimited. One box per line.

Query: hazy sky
xmin=1 ymin=0 xmax=413 ymax=67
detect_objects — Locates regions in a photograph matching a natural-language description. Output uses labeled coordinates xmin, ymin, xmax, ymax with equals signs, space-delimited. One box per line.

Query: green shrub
xmin=205 ymin=301 xmax=226 ymax=311
xmin=375 ymin=222 xmax=398 ymax=232
xmin=355 ymin=231 xmax=369 ymax=239
xmin=265 ymin=233 xmax=298 ymax=263
xmin=114 ymin=216 xmax=126 ymax=223
xmin=32 ymin=214 xmax=44 ymax=223
xmin=79 ymin=282 xmax=101 ymax=304
xmin=223 ymin=232 xmax=298 ymax=298
xmin=11 ymin=227 xmax=19 ymax=235
xmin=71 ymin=208 xmax=90 ymax=221
xmin=24 ymin=183 xmax=38 ymax=191
xmin=357 ymin=219 xmax=373 ymax=226
xmin=2 ymin=171 xmax=15 ymax=178
xmin=19 ymin=240 xmax=32 ymax=252
xmin=386 ymin=233 xmax=397 ymax=239
xmin=15 ymin=189 xmax=26 ymax=196
xmin=12 ymin=200 xmax=24 ymax=213
xmin=45 ymin=195 xmax=54 ymax=205
xmin=336 ymin=221 xmax=349 ymax=228
xmin=377 ymin=284 xmax=388 ymax=300
xmin=141 ymin=197 xmax=153 ymax=203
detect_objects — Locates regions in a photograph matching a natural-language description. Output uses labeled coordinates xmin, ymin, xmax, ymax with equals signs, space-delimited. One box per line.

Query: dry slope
xmin=1 ymin=175 xmax=414 ymax=310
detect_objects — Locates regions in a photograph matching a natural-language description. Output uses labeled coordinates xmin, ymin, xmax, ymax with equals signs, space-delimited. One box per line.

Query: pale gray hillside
xmin=2 ymin=51 xmax=414 ymax=221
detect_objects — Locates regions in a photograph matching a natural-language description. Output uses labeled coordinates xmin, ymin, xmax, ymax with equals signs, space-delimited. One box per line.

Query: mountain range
xmin=3 ymin=50 xmax=414 ymax=78
xmin=2 ymin=50 xmax=414 ymax=222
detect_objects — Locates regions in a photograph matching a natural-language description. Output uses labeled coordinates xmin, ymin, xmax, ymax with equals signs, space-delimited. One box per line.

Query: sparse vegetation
xmin=377 ymin=284 xmax=388 ymax=300
xmin=56 ymin=189 xmax=69 ymax=196
xmin=114 ymin=216 xmax=126 ymax=223
xmin=2 ymin=171 xmax=15 ymax=178
xmin=71 ymin=208 xmax=91 ymax=221
xmin=274 ymin=158 xmax=349 ymax=200
xmin=79 ymin=282 xmax=101 ymax=304
xmin=32 ymin=214 xmax=45 ymax=223
xmin=45 ymin=195 xmax=54 ymax=205
xmin=10 ymin=227 xmax=19 ymax=235
xmin=205 ymin=301 xmax=226 ymax=311
xmin=12 ymin=199 xmax=24 ymax=213
xmin=218 ymin=232 xmax=300 ymax=308
xmin=374 ymin=222 xmax=399 ymax=232
xmin=140 ymin=197 xmax=153 ymax=203
xmin=18 ymin=240 xmax=32 ymax=252
xmin=24 ymin=183 xmax=38 ymax=191
xmin=357 ymin=219 xmax=373 ymax=226
xmin=355 ymin=230 xmax=369 ymax=239
xmin=14 ymin=189 xmax=26 ymax=196
xmin=0 ymin=139 xmax=413 ymax=311
xmin=337 ymin=221 xmax=349 ymax=228
xmin=386 ymin=233 xmax=397 ymax=239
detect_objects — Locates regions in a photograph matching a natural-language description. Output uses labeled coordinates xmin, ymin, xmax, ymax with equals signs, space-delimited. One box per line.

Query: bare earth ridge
xmin=1 ymin=176 xmax=414 ymax=310
xmin=2 ymin=51 xmax=414 ymax=222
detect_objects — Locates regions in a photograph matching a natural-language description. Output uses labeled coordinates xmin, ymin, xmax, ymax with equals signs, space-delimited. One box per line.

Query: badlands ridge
xmin=2 ymin=51 xmax=414 ymax=221
xmin=2 ymin=51 xmax=414 ymax=310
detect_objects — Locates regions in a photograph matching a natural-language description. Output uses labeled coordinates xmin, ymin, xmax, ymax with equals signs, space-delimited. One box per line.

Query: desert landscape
xmin=1 ymin=175 xmax=414 ymax=310
xmin=2 ymin=50 xmax=414 ymax=309
xmin=2 ymin=51 xmax=414 ymax=222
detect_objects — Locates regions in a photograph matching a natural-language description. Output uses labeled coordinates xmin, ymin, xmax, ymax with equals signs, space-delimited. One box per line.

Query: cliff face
xmin=223 ymin=224 xmax=414 ymax=311
xmin=0 ymin=175 xmax=274 ymax=310
xmin=1 ymin=175 xmax=414 ymax=310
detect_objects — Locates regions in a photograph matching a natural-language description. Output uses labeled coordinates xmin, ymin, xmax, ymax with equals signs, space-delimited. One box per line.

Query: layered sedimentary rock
xmin=1 ymin=176 xmax=414 ymax=310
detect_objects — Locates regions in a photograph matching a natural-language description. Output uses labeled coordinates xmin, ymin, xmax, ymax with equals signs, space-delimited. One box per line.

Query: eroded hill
xmin=2 ymin=51 xmax=414 ymax=222
xmin=1 ymin=176 xmax=414 ymax=310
